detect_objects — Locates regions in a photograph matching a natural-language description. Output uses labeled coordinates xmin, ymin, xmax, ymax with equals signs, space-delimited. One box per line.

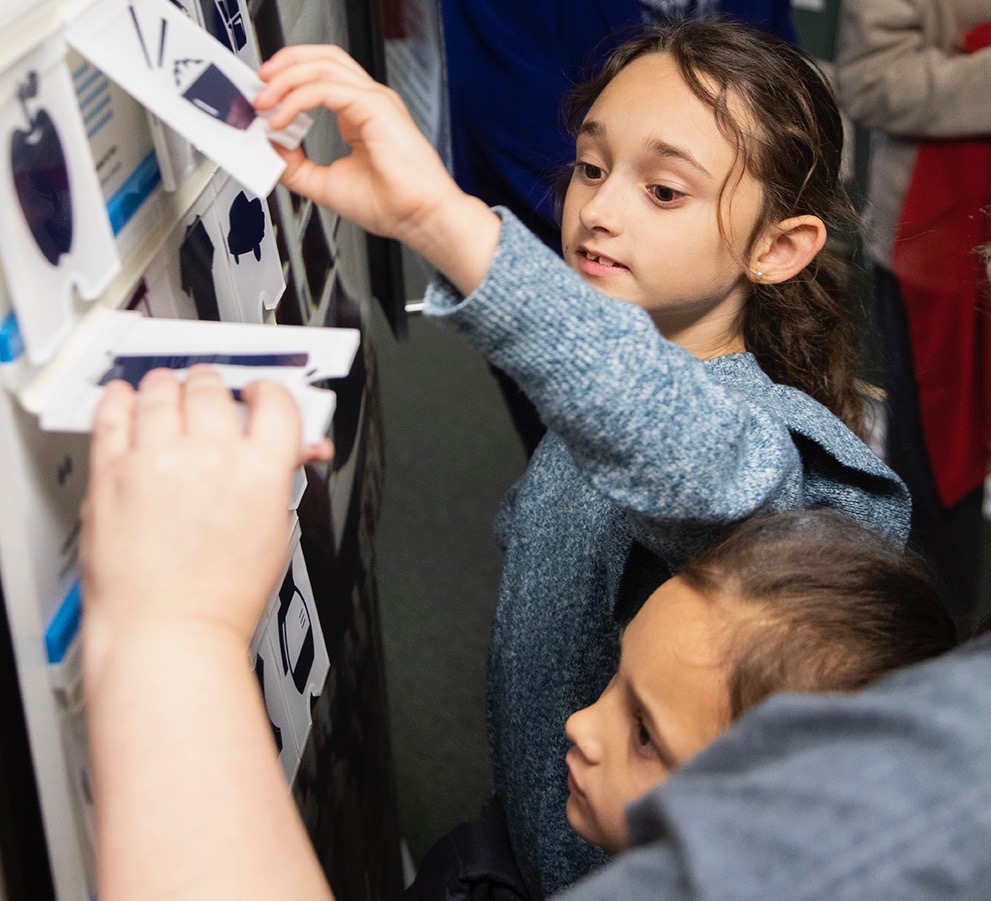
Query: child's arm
xmin=82 ymin=369 xmax=334 ymax=901
xmin=255 ymin=46 xmax=500 ymax=296
xmin=423 ymin=212 xmax=907 ymax=554
xmin=255 ymin=48 xmax=906 ymax=557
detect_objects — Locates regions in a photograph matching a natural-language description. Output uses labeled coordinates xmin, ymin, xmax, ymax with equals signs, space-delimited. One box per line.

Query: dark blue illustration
xmin=199 ymin=0 xmax=248 ymax=54
xmin=301 ymin=208 xmax=331 ymax=303
xmin=227 ymin=190 xmax=265 ymax=262
xmin=278 ymin=565 xmax=314 ymax=695
xmin=179 ymin=217 xmax=220 ymax=320
xmin=129 ymin=6 xmax=255 ymax=130
xmin=98 ymin=352 xmax=309 ymax=387
xmin=179 ymin=62 xmax=255 ymax=130
xmin=10 ymin=72 xmax=73 ymax=266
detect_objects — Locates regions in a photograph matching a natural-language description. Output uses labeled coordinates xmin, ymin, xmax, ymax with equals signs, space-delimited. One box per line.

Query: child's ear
xmin=748 ymin=215 xmax=827 ymax=285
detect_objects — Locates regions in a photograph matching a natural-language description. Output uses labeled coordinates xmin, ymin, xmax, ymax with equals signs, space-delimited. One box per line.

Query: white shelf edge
xmin=0 ymin=0 xmax=101 ymax=72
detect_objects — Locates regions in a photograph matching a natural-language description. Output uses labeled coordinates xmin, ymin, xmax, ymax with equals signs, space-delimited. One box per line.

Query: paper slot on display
xmin=20 ymin=308 xmax=360 ymax=444
xmin=64 ymin=0 xmax=312 ymax=197
xmin=0 ymin=40 xmax=121 ymax=365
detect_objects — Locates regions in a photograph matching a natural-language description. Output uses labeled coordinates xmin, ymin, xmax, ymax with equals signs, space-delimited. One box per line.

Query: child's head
xmin=564 ymin=510 xmax=956 ymax=853
xmin=560 ymin=20 xmax=863 ymax=432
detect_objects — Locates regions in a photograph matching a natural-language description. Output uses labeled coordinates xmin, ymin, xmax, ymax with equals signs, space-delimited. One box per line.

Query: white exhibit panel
xmin=147 ymin=112 xmax=201 ymax=193
xmin=138 ymin=177 xmax=239 ymax=322
xmin=250 ymin=531 xmax=331 ymax=783
xmin=170 ymin=175 xmax=243 ymax=322
xmin=65 ymin=0 xmax=311 ymax=197
xmin=0 ymin=1 xmax=398 ymax=896
xmin=0 ymin=1 xmax=39 ymax=33
xmin=142 ymin=247 xmax=201 ymax=320
xmin=0 ymin=401 xmax=91 ymax=697
xmin=212 ymin=172 xmax=286 ymax=322
xmin=57 ymin=699 xmax=97 ymax=886
xmin=0 ymin=386 xmax=93 ymax=901
xmin=283 ymin=540 xmax=331 ymax=706
xmin=0 ymin=38 xmax=121 ymax=364
xmin=252 ymin=605 xmax=304 ymax=782
xmin=68 ymin=46 xmax=166 ymax=261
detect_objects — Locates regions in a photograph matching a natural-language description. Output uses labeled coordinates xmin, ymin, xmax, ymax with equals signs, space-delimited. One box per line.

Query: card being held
xmin=64 ymin=0 xmax=311 ymax=197
xmin=22 ymin=309 xmax=360 ymax=445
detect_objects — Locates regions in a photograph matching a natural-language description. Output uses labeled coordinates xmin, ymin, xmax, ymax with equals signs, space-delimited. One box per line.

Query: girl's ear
xmin=748 ymin=215 xmax=827 ymax=285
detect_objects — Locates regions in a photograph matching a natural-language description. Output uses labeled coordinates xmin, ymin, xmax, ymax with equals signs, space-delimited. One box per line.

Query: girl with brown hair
xmin=255 ymin=19 xmax=911 ymax=894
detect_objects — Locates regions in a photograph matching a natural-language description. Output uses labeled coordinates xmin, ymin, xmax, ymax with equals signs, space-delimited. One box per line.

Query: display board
xmin=0 ymin=1 xmax=402 ymax=898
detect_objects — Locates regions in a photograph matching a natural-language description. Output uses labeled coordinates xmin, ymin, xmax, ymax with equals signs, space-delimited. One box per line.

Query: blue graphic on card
xmin=98 ymin=351 xmax=309 ymax=387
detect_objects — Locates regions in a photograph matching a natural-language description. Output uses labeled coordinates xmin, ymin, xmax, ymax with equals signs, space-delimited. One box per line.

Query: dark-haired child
xmin=255 ymin=19 xmax=912 ymax=894
xmin=564 ymin=510 xmax=955 ymax=854
xmin=409 ymin=510 xmax=953 ymax=899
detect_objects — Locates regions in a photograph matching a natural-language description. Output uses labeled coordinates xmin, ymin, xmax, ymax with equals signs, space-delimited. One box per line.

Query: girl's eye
xmin=576 ymin=162 xmax=604 ymax=180
xmin=650 ymin=184 xmax=683 ymax=204
xmin=633 ymin=716 xmax=656 ymax=755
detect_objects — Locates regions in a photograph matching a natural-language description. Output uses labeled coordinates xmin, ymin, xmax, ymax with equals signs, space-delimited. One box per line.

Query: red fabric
xmin=964 ymin=23 xmax=991 ymax=53
xmin=891 ymin=26 xmax=991 ymax=508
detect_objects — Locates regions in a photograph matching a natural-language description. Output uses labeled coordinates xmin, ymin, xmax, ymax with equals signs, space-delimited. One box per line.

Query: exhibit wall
xmin=0 ymin=1 xmax=402 ymax=898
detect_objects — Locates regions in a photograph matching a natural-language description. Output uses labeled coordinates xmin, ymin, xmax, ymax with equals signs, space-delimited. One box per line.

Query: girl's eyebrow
xmin=578 ymin=119 xmax=711 ymax=179
xmin=644 ymin=139 xmax=712 ymax=179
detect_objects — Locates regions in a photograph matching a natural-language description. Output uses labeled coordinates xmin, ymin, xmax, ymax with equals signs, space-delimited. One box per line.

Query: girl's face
xmin=561 ymin=52 xmax=764 ymax=357
xmin=564 ymin=576 xmax=730 ymax=852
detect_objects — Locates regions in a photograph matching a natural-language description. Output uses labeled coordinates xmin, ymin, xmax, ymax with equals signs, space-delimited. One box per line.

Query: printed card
xmin=64 ymin=0 xmax=311 ymax=197
xmin=19 ymin=307 xmax=360 ymax=444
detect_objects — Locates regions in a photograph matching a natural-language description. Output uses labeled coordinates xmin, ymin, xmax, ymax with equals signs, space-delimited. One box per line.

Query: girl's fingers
xmin=133 ymin=369 xmax=183 ymax=446
xmin=90 ymin=380 xmax=136 ymax=475
xmin=255 ymin=58 xmax=371 ymax=113
xmin=262 ymin=77 xmax=377 ymax=130
xmin=277 ymin=151 xmax=351 ymax=207
xmin=258 ymin=44 xmax=367 ymax=82
xmin=240 ymin=381 xmax=303 ymax=468
xmin=183 ymin=365 xmax=240 ymax=441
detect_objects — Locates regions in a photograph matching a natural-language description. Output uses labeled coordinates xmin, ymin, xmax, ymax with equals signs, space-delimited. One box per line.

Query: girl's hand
xmin=255 ymin=45 xmax=500 ymax=295
xmin=80 ymin=367 xmax=329 ymax=681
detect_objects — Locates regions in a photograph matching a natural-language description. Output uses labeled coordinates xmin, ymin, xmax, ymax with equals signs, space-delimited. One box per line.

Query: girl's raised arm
xmin=255 ymin=45 xmax=500 ymax=295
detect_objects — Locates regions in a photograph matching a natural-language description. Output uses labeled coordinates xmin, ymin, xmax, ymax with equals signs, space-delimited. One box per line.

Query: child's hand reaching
xmin=80 ymin=366 xmax=329 ymax=685
xmin=81 ymin=367 xmax=337 ymax=901
xmin=255 ymin=45 xmax=500 ymax=295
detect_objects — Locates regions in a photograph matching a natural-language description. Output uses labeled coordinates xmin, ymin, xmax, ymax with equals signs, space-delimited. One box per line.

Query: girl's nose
xmin=565 ymin=704 xmax=604 ymax=764
xmin=578 ymin=182 xmax=623 ymax=235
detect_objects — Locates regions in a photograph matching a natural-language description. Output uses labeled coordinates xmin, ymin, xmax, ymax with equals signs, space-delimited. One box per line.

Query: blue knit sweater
xmin=424 ymin=210 xmax=911 ymax=897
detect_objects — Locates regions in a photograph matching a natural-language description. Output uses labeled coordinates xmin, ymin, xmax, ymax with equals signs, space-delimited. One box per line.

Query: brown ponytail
xmin=563 ymin=20 xmax=866 ymax=435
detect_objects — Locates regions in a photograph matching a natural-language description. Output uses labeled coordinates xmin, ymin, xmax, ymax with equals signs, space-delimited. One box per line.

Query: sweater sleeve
xmin=423 ymin=210 xmax=804 ymax=548
xmin=835 ymin=0 xmax=991 ymax=138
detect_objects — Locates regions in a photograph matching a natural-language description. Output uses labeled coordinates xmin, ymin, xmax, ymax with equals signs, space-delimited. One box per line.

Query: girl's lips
xmin=576 ymin=249 xmax=629 ymax=278
xmin=565 ymin=752 xmax=588 ymax=802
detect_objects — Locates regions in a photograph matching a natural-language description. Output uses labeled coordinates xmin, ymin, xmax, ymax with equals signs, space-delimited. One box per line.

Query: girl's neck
xmin=649 ymin=299 xmax=747 ymax=361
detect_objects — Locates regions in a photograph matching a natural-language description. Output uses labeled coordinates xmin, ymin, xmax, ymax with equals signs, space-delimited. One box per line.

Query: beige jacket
xmin=835 ymin=0 xmax=991 ymax=269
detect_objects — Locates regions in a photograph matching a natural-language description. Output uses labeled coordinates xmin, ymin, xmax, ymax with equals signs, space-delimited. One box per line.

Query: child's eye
xmin=632 ymin=716 xmax=656 ymax=756
xmin=649 ymin=184 xmax=684 ymax=204
xmin=575 ymin=162 xmax=604 ymax=180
